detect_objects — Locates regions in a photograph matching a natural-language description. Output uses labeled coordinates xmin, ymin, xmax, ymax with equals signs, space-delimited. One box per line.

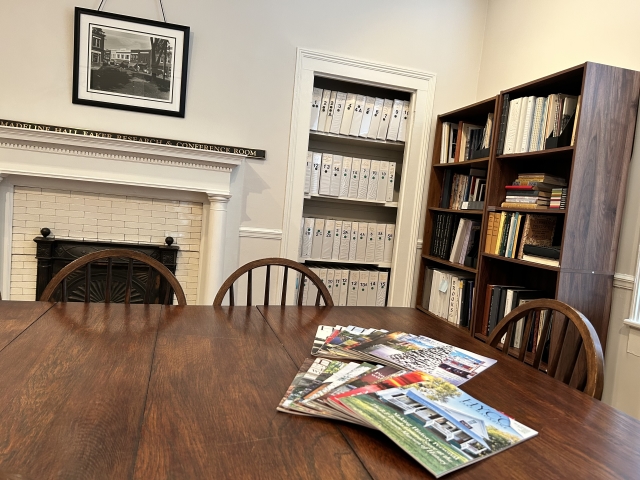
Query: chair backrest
xmin=40 ymin=249 xmax=187 ymax=305
xmin=213 ymin=257 xmax=333 ymax=307
xmin=487 ymin=298 xmax=604 ymax=399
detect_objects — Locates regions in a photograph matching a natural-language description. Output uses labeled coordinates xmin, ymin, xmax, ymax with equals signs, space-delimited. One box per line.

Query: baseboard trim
xmin=614 ymin=273 xmax=634 ymax=291
xmin=238 ymin=227 xmax=283 ymax=240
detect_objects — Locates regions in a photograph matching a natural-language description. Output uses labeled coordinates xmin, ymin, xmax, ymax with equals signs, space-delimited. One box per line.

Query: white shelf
xmin=309 ymin=130 xmax=405 ymax=151
xmin=304 ymin=194 xmax=398 ymax=208
xmin=300 ymin=257 xmax=392 ymax=268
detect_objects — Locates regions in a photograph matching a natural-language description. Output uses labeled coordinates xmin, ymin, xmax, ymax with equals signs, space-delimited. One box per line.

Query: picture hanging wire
xmin=97 ymin=0 xmax=167 ymax=22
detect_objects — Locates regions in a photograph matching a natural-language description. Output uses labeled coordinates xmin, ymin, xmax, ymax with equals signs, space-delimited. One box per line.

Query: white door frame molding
xmin=280 ymin=48 xmax=436 ymax=306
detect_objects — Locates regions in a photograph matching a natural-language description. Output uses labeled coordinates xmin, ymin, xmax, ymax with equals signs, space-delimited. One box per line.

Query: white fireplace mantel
xmin=0 ymin=124 xmax=252 ymax=304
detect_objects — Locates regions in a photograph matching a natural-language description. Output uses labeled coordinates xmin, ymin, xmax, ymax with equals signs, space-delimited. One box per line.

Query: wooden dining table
xmin=0 ymin=301 xmax=639 ymax=479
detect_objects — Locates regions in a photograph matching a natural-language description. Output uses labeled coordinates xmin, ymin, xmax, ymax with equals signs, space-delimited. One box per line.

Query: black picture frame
xmin=73 ymin=7 xmax=190 ymax=117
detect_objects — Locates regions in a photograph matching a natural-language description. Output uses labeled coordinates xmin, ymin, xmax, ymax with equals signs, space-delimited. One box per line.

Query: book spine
xmin=497 ymin=93 xmax=510 ymax=155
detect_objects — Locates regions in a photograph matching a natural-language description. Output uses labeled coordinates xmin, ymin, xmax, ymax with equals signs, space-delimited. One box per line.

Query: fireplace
xmin=0 ymin=121 xmax=253 ymax=304
xmin=34 ymin=229 xmax=179 ymax=303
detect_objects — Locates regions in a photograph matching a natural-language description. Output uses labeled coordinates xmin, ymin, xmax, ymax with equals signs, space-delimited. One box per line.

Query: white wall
xmin=477 ymin=0 xmax=640 ymax=418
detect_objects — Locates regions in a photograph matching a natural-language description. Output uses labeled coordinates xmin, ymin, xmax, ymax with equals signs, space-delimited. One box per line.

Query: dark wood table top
xmin=1 ymin=301 xmax=639 ymax=479
xmin=0 ymin=302 xmax=368 ymax=480
xmin=259 ymin=306 xmax=640 ymax=479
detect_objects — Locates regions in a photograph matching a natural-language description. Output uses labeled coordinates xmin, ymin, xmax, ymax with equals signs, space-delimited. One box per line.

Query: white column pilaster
xmin=0 ymin=174 xmax=10 ymax=300
xmin=201 ymin=193 xmax=231 ymax=305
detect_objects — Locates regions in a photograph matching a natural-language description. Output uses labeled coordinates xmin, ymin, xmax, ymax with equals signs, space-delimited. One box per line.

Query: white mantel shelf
xmin=0 ymin=124 xmax=250 ymax=195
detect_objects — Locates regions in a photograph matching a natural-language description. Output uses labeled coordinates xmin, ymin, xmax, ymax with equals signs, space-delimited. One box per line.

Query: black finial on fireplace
xmin=40 ymin=228 xmax=51 ymax=238
xmin=165 ymin=236 xmax=174 ymax=246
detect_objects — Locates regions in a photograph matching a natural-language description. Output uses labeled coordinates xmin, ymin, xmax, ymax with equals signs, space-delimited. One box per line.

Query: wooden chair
xmin=40 ymin=249 xmax=187 ymax=305
xmin=213 ymin=257 xmax=333 ymax=307
xmin=487 ymin=298 xmax=604 ymax=399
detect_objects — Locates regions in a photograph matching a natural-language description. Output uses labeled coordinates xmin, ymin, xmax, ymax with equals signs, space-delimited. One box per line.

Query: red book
xmin=505 ymin=185 xmax=535 ymax=190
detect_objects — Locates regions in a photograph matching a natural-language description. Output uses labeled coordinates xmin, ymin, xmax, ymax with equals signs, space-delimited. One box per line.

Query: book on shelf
xmin=304 ymin=151 xmax=312 ymax=194
xmin=332 ymin=220 xmax=342 ymax=260
xmin=340 ymin=93 xmax=357 ymax=136
xmin=309 ymin=152 xmax=322 ymax=195
xmin=386 ymin=99 xmax=404 ymax=141
xmin=386 ymin=162 xmax=397 ymax=203
xmin=482 ymin=286 xmax=544 ymax=338
xmin=367 ymin=160 xmax=380 ymax=200
xmin=310 ymin=88 xmax=322 ymax=130
xmin=308 ymin=89 xmax=408 ymax=142
xmin=439 ymin=113 xmax=493 ymax=164
xmin=440 ymin=169 xmax=487 ymax=210
xmin=329 ymin=154 xmax=343 ymax=197
xmin=515 ymin=214 xmax=557 ymax=260
xmin=377 ymin=99 xmax=394 ymax=140
xmin=397 ymin=100 xmax=410 ymax=142
xmin=348 ymin=222 xmax=359 ymax=261
xmin=485 ymin=211 xmax=556 ymax=261
xmin=496 ymin=93 xmax=510 ymax=155
xmin=316 ymin=90 xmax=331 ymax=132
xmin=319 ymin=153 xmax=333 ymax=195
xmin=421 ymin=267 xmax=475 ymax=327
xmin=358 ymin=96 xmax=375 ymax=137
xmin=430 ymin=213 xmax=480 ymax=268
xmin=440 ymin=122 xmax=458 ymax=164
xmin=350 ymin=95 xmax=367 ymax=136
xmin=357 ymin=158 xmax=371 ymax=199
xmin=521 ymin=254 xmax=560 ymax=267
xmin=297 ymin=221 xmax=391 ymax=266
xmin=549 ymin=188 xmax=567 ymax=209
xmin=329 ymin=92 xmax=347 ymax=134
xmin=296 ymin=269 xmax=389 ymax=306
xmin=377 ymin=161 xmax=390 ymax=202
xmin=501 ymin=173 xmax=566 ymax=209
xmin=307 ymin=151 xmax=396 ymax=203
xmin=498 ymin=93 xmax=580 ymax=154
xmin=367 ymin=98 xmax=385 ymax=139
xmin=279 ymin=327 xmax=534 ymax=477
xmin=323 ymin=91 xmax=337 ymax=132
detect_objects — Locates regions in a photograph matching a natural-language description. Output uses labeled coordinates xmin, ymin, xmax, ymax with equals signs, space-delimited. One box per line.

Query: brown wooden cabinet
xmin=416 ymin=62 xmax=640 ymax=357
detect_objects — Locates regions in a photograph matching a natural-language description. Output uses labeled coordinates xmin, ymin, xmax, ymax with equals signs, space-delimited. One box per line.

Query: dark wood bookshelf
xmin=490 ymin=207 xmax=567 ymax=214
xmin=416 ymin=63 xmax=640 ymax=374
xmin=496 ymin=145 xmax=574 ymax=160
xmin=422 ymin=254 xmax=478 ymax=273
xmin=416 ymin=305 xmax=470 ymax=332
xmin=481 ymin=252 xmax=560 ymax=272
xmin=428 ymin=207 xmax=483 ymax=215
xmin=415 ymin=96 xmax=497 ymax=327
xmin=432 ymin=157 xmax=489 ymax=168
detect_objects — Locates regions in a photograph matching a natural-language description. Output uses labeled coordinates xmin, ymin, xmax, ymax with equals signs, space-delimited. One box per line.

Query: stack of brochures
xmin=278 ymin=325 xmax=538 ymax=478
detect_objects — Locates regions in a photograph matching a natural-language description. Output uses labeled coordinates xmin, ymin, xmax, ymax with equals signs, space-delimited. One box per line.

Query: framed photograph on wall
xmin=73 ymin=7 xmax=190 ymax=117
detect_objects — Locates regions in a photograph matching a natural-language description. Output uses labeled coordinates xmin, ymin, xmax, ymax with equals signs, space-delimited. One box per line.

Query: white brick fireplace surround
xmin=0 ymin=124 xmax=252 ymax=304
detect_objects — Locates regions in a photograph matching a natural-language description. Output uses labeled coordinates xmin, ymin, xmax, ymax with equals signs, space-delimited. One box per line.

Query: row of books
xmin=439 ymin=114 xmax=494 ymax=163
xmin=501 ymin=173 xmax=567 ymax=209
xmin=481 ymin=286 xmax=548 ymax=353
xmin=310 ymin=88 xmax=409 ymax=142
xmin=550 ymin=188 xmax=567 ymax=209
xmin=304 ymin=151 xmax=397 ymax=202
xmin=297 ymin=268 xmax=389 ymax=307
xmin=485 ymin=212 xmax=557 ymax=265
xmin=300 ymin=217 xmax=395 ymax=264
xmin=421 ymin=267 xmax=475 ymax=327
xmin=278 ymin=325 xmax=536 ymax=477
xmin=440 ymin=169 xmax=487 ymax=210
xmin=497 ymin=93 xmax=580 ymax=155
xmin=430 ymin=214 xmax=481 ymax=268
